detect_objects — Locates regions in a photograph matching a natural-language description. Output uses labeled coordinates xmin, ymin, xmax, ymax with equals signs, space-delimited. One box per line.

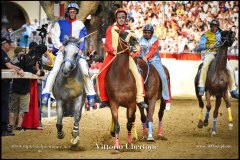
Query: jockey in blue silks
xmin=138 ymin=24 xmax=171 ymax=110
xmin=41 ymin=2 xmax=95 ymax=106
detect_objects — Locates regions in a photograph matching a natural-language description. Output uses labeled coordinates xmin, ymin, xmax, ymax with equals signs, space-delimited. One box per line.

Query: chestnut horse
xmin=134 ymin=57 xmax=170 ymax=141
xmin=195 ymin=29 xmax=236 ymax=136
xmin=105 ymin=30 xmax=140 ymax=149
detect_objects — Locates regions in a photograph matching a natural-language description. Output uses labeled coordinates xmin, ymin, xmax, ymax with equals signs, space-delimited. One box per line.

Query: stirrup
xmin=41 ymin=94 xmax=50 ymax=106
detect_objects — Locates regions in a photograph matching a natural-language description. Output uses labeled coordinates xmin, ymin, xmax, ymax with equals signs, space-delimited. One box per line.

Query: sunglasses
xmin=143 ymin=31 xmax=152 ymax=34
xmin=117 ymin=16 xmax=126 ymax=19
xmin=69 ymin=10 xmax=77 ymax=14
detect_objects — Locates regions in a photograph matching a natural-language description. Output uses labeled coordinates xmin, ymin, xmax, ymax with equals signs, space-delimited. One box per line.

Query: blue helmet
xmin=68 ymin=2 xmax=79 ymax=14
xmin=143 ymin=24 xmax=154 ymax=34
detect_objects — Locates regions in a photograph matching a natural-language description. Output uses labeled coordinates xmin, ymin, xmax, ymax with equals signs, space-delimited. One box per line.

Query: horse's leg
xmin=71 ymin=95 xmax=84 ymax=146
xmin=56 ymin=100 xmax=65 ymax=139
xmin=158 ymin=98 xmax=167 ymax=140
xmin=110 ymin=102 xmax=120 ymax=149
xmin=195 ymin=73 xmax=205 ymax=129
xmin=146 ymin=98 xmax=156 ymax=141
xmin=222 ymin=91 xmax=233 ymax=130
xmin=110 ymin=117 xmax=115 ymax=137
xmin=131 ymin=112 xmax=138 ymax=140
xmin=137 ymin=105 xmax=147 ymax=139
xmin=212 ymin=95 xmax=222 ymax=136
xmin=126 ymin=103 xmax=137 ymax=144
xmin=203 ymin=91 xmax=211 ymax=127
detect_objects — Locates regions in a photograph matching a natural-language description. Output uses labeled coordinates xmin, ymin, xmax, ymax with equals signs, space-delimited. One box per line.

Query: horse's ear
xmin=64 ymin=35 xmax=69 ymax=41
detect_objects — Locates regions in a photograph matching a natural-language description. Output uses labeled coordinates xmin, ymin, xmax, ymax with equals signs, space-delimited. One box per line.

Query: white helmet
xmin=67 ymin=2 xmax=79 ymax=14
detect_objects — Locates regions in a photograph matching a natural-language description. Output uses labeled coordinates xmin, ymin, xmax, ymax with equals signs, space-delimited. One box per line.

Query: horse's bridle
xmin=62 ymin=42 xmax=81 ymax=71
xmin=118 ymin=38 xmax=130 ymax=55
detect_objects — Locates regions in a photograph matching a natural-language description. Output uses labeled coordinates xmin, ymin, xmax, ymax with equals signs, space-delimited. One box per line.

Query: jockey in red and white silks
xmin=97 ymin=8 xmax=148 ymax=109
xmin=41 ymin=2 xmax=95 ymax=106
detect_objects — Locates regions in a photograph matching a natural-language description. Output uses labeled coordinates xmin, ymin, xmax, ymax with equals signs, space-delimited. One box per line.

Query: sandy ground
xmin=1 ymin=99 xmax=238 ymax=159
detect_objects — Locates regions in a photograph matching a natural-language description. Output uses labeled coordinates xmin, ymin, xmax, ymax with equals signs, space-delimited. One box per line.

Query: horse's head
xmin=117 ymin=29 xmax=141 ymax=53
xmin=220 ymin=29 xmax=236 ymax=47
xmin=61 ymin=35 xmax=83 ymax=77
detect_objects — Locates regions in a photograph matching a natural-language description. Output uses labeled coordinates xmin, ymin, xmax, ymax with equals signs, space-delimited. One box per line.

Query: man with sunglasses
xmin=97 ymin=8 xmax=148 ymax=109
xmin=197 ymin=18 xmax=238 ymax=99
xmin=41 ymin=2 xmax=96 ymax=107
xmin=137 ymin=24 xmax=171 ymax=110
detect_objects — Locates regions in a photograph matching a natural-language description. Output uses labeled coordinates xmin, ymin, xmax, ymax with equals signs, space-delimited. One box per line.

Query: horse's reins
xmin=91 ymin=38 xmax=129 ymax=80
xmin=61 ymin=31 xmax=99 ymax=71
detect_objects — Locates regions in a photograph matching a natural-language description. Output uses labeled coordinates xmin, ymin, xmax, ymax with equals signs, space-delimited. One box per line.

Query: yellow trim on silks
xmin=227 ymin=107 xmax=233 ymax=122
xmin=198 ymin=108 xmax=203 ymax=120
xmin=111 ymin=26 xmax=120 ymax=52
xmin=132 ymin=122 xmax=138 ymax=139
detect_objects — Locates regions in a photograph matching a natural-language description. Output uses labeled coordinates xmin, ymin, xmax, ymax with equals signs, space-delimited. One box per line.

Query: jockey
xmin=97 ymin=8 xmax=148 ymax=109
xmin=197 ymin=18 xmax=238 ymax=99
xmin=137 ymin=24 xmax=171 ymax=110
xmin=41 ymin=2 xmax=96 ymax=106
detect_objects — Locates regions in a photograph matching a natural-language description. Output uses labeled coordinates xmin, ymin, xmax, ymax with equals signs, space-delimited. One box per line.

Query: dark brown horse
xmin=195 ymin=29 xmax=236 ymax=136
xmin=134 ymin=57 xmax=170 ymax=141
xmin=105 ymin=30 xmax=140 ymax=149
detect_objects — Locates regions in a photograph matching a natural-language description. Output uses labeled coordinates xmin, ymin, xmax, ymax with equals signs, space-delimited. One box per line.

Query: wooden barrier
xmin=1 ymin=71 xmax=47 ymax=80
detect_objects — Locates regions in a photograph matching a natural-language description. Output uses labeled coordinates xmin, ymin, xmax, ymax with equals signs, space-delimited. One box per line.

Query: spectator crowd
xmin=123 ymin=1 xmax=239 ymax=55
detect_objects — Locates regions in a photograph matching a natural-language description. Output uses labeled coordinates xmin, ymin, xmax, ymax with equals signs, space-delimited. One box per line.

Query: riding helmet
xmin=143 ymin=24 xmax=154 ymax=34
xmin=115 ymin=8 xmax=127 ymax=19
xmin=210 ymin=19 xmax=220 ymax=27
xmin=67 ymin=2 xmax=79 ymax=14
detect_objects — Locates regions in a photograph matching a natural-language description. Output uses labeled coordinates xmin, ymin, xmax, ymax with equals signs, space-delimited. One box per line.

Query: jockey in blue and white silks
xmin=138 ymin=24 xmax=171 ymax=110
xmin=41 ymin=2 xmax=96 ymax=106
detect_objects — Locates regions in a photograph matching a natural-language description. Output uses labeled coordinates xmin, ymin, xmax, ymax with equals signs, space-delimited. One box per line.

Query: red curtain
xmin=22 ymin=79 xmax=39 ymax=129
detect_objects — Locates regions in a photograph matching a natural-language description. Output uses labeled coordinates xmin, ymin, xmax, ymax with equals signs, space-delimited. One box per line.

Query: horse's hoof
xmin=203 ymin=120 xmax=209 ymax=127
xmin=157 ymin=135 xmax=168 ymax=140
xmin=110 ymin=132 xmax=115 ymax=137
xmin=57 ymin=132 xmax=65 ymax=139
xmin=147 ymin=134 xmax=155 ymax=141
xmin=111 ymin=149 xmax=120 ymax=154
xmin=133 ymin=136 xmax=138 ymax=140
xmin=211 ymin=131 xmax=216 ymax=136
xmin=228 ymin=123 xmax=233 ymax=130
xmin=71 ymin=136 xmax=80 ymax=146
xmin=197 ymin=121 xmax=203 ymax=129
xmin=132 ymin=138 xmax=138 ymax=143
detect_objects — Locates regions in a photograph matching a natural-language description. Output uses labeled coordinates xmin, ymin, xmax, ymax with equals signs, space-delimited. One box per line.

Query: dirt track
xmin=2 ymin=99 xmax=238 ymax=159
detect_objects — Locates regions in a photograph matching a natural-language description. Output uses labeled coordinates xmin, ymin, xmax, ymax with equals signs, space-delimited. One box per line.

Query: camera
xmin=20 ymin=44 xmax=47 ymax=68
